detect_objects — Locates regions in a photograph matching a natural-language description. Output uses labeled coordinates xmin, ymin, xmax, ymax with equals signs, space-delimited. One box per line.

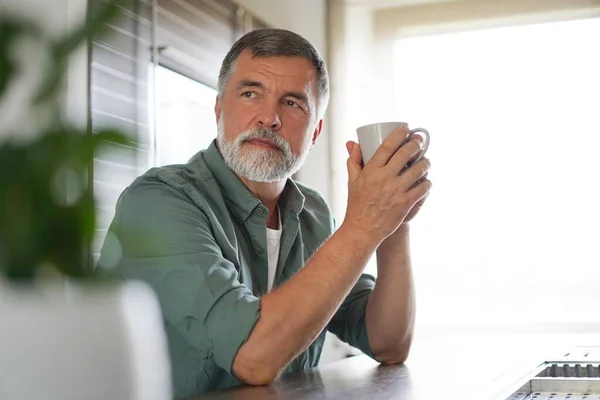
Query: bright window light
xmin=155 ymin=66 xmax=218 ymax=166
xmin=393 ymin=18 xmax=600 ymax=330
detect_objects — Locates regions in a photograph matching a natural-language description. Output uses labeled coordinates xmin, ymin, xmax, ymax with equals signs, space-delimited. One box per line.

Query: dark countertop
xmin=192 ymin=332 xmax=598 ymax=400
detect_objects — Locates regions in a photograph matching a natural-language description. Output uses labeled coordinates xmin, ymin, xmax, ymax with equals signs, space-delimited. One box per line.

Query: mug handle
xmin=406 ymin=127 xmax=430 ymax=167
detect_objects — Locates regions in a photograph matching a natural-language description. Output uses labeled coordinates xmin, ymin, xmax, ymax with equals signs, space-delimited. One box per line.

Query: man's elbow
xmin=372 ymin=345 xmax=411 ymax=365
xmin=232 ymin=351 xmax=280 ymax=386
xmin=236 ymin=367 xmax=278 ymax=386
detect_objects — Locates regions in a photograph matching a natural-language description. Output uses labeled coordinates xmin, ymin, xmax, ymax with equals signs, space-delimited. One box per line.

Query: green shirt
xmin=98 ymin=141 xmax=376 ymax=399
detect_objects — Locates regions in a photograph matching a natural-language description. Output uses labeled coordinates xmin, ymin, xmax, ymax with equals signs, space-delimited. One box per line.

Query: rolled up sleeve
xmin=98 ymin=179 xmax=260 ymax=375
xmin=327 ymin=274 xmax=376 ymax=358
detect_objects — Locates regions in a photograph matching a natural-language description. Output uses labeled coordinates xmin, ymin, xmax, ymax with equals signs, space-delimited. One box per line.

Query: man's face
xmin=215 ymin=51 xmax=322 ymax=183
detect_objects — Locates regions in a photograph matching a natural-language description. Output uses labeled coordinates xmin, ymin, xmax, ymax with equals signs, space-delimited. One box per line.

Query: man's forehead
xmin=233 ymin=51 xmax=317 ymax=88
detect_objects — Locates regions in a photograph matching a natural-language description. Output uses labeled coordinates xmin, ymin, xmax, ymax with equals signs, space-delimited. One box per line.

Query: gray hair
xmin=217 ymin=28 xmax=330 ymax=118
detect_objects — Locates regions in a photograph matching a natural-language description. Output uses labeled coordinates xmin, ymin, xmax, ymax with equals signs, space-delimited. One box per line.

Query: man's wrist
xmin=384 ymin=222 xmax=410 ymax=242
xmin=397 ymin=222 xmax=410 ymax=235
xmin=337 ymin=221 xmax=382 ymax=253
xmin=377 ymin=223 xmax=410 ymax=256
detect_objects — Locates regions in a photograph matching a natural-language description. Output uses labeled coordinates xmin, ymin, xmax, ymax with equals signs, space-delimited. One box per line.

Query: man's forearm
xmin=365 ymin=223 xmax=415 ymax=364
xmin=233 ymin=223 xmax=379 ymax=384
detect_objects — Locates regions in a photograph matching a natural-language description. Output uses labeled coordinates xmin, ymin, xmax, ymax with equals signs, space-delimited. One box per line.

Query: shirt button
xmin=255 ymin=247 xmax=263 ymax=255
xmin=255 ymin=208 xmax=265 ymax=215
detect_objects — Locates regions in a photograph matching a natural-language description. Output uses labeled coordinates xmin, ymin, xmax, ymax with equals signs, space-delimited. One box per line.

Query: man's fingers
xmin=398 ymin=157 xmax=430 ymax=190
xmin=405 ymin=178 xmax=432 ymax=205
xmin=367 ymin=125 xmax=410 ymax=168
xmin=388 ymin=137 xmax=424 ymax=174
xmin=406 ymin=135 xmax=427 ymax=168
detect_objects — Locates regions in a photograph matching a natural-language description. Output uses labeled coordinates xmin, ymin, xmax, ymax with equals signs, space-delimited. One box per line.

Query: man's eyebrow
xmin=235 ymin=79 xmax=265 ymax=90
xmin=235 ymin=79 xmax=310 ymax=107
xmin=283 ymin=91 xmax=309 ymax=106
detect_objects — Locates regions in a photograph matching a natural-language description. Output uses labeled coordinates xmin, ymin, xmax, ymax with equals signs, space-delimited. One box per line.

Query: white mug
xmin=356 ymin=121 xmax=430 ymax=166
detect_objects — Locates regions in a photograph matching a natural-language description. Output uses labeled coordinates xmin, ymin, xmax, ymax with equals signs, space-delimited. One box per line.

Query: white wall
xmin=238 ymin=0 xmax=327 ymax=51
xmin=237 ymin=0 xmax=333 ymax=203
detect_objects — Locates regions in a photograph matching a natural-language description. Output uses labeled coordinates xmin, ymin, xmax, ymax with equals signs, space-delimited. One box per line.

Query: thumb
xmin=346 ymin=141 xmax=353 ymax=155
xmin=346 ymin=141 xmax=363 ymax=163
xmin=346 ymin=141 xmax=363 ymax=182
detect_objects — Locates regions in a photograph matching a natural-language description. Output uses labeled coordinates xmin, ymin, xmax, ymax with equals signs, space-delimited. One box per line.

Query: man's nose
xmin=257 ymin=103 xmax=281 ymax=130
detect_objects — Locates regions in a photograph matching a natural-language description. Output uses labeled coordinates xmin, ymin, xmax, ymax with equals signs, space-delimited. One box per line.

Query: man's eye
xmin=286 ymin=100 xmax=299 ymax=108
xmin=242 ymin=91 xmax=256 ymax=98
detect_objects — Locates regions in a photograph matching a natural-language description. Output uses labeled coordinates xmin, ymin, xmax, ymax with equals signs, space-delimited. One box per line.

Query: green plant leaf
xmin=0 ymin=126 xmax=130 ymax=281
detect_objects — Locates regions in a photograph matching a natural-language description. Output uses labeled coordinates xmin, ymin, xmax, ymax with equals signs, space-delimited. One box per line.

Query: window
xmin=154 ymin=66 xmax=218 ymax=166
xmin=392 ymin=18 xmax=600 ymax=330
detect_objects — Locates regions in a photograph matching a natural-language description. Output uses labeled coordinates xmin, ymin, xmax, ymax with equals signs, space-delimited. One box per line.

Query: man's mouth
xmin=246 ymin=138 xmax=280 ymax=150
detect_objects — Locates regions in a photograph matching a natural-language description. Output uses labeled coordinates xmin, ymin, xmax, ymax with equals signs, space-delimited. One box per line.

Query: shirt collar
xmin=198 ymin=140 xmax=305 ymax=222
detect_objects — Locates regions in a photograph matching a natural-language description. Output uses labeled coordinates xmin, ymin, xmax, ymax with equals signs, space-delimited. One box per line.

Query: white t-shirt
xmin=265 ymin=209 xmax=282 ymax=292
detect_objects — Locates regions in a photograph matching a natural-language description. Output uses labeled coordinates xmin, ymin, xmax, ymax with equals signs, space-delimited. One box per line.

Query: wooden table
xmin=193 ymin=332 xmax=598 ymax=400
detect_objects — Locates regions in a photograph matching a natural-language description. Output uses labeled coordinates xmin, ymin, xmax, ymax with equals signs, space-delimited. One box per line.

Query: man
xmin=98 ymin=28 xmax=431 ymax=399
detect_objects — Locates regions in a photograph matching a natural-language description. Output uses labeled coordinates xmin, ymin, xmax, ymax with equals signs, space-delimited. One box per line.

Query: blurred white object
xmin=0 ymin=0 xmax=89 ymax=142
xmin=0 ymin=281 xmax=172 ymax=400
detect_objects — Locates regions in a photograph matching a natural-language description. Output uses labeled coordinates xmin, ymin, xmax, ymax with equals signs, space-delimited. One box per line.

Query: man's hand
xmin=403 ymin=177 xmax=429 ymax=223
xmin=343 ymin=125 xmax=432 ymax=244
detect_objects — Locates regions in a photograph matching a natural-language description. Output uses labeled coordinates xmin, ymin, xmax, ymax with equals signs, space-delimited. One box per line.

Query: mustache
xmin=239 ymin=128 xmax=286 ymax=151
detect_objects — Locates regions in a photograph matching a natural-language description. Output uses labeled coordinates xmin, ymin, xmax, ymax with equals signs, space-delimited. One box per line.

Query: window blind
xmin=90 ymin=0 xmax=153 ymax=261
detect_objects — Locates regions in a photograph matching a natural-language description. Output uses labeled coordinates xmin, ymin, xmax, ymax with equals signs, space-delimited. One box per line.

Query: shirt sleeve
xmin=327 ymin=273 xmax=376 ymax=358
xmin=98 ymin=179 xmax=260 ymax=376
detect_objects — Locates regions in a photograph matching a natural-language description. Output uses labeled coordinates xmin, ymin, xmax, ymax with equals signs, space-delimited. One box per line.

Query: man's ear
xmin=312 ymin=119 xmax=323 ymax=146
xmin=214 ymin=95 xmax=221 ymax=123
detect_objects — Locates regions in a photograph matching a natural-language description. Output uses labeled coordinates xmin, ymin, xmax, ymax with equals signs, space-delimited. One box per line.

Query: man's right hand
xmin=343 ymin=125 xmax=432 ymax=245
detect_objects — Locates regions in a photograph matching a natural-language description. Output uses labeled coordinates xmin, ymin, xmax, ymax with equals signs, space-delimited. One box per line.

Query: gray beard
xmin=216 ymin=117 xmax=307 ymax=183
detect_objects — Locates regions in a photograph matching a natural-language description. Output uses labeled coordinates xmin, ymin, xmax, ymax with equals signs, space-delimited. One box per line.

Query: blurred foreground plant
xmin=0 ymin=1 xmax=130 ymax=281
